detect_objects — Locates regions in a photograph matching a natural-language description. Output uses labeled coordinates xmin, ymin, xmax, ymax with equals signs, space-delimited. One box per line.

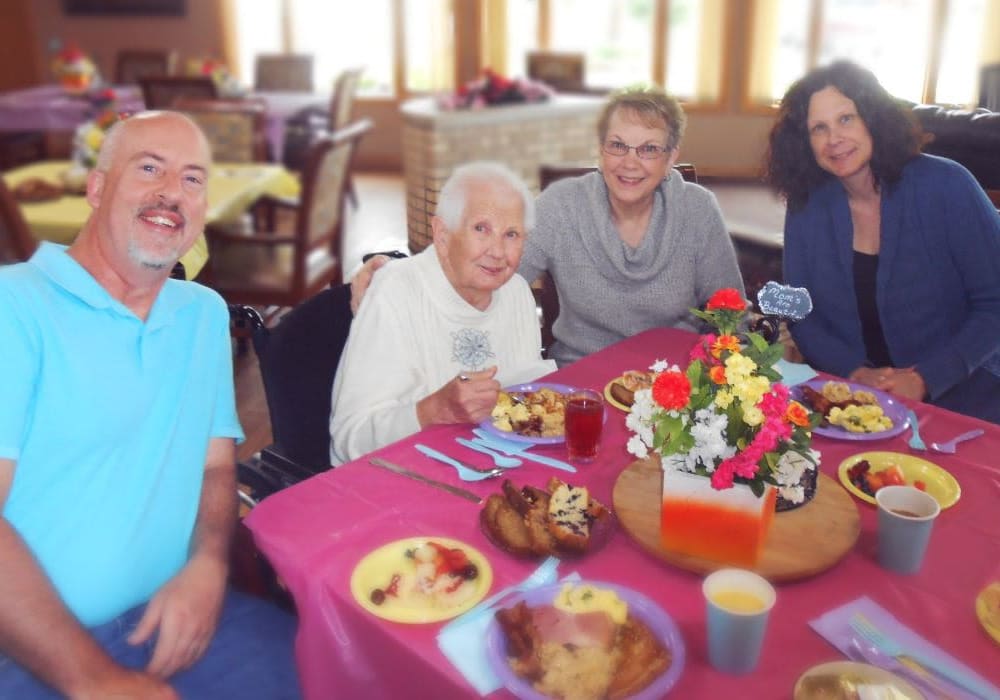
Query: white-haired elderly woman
xmin=329 ymin=161 xmax=556 ymax=464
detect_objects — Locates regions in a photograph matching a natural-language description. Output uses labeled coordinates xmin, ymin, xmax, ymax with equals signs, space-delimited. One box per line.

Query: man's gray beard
xmin=128 ymin=240 xmax=177 ymax=271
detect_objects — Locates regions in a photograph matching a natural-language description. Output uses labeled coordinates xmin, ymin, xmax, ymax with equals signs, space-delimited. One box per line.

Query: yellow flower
xmin=84 ymin=125 xmax=104 ymax=152
xmin=743 ymin=405 xmax=765 ymax=427
xmin=714 ymin=388 xmax=734 ymax=409
xmin=724 ymin=353 xmax=757 ymax=384
xmin=733 ymin=375 xmax=770 ymax=407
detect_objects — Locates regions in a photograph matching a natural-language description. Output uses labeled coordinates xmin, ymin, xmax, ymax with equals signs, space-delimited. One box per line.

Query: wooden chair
xmin=115 ymin=49 xmax=176 ymax=84
xmin=140 ymin=76 xmax=217 ymax=109
xmin=527 ymin=51 xmax=585 ymax=92
xmin=0 ymin=178 xmax=38 ymax=264
xmin=254 ymin=54 xmax=314 ymax=92
xmin=202 ymin=119 xmax=372 ymax=311
xmin=329 ymin=67 xmax=364 ymax=130
xmin=533 ymin=163 xmax=698 ymax=354
xmin=173 ymin=97 xmax=269 ymax=163
xmin=329 ymin=67 xmax=364 ymax=205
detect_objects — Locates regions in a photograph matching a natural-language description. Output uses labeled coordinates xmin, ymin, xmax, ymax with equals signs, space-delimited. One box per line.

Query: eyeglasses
xmin=602 ymin=140 xmax=672 ymax=160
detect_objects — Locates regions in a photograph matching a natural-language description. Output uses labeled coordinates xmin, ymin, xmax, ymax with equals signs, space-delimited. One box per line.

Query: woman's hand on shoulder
xmin=416 ymin=367 xmax=500 ymax=427
xmin=349 ymin=255 xmax=390 ymax=315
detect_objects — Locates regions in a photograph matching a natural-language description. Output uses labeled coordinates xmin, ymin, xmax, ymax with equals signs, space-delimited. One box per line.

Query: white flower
xmin=626 ymin=435 xmax=649 ymax=459
xmin=778 ymin=484 xmax=805 ymax=504
xmin=649 ymin=359 xmax=671 ymax=372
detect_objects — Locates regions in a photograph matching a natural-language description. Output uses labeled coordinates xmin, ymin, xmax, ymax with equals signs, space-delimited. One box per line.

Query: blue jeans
xmin=0 ymin=590 xmax=302 ymax=699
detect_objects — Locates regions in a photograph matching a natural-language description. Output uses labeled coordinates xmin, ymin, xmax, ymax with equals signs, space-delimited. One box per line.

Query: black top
xmin=853 ymin=251 xmax=893 ymax=368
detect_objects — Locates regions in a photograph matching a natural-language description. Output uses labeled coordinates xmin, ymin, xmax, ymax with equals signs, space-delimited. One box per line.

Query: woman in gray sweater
xmin=354 ymin=87 xmax=744 ymax=366
xmin=524 ymin=86 xmax=744 ymax=365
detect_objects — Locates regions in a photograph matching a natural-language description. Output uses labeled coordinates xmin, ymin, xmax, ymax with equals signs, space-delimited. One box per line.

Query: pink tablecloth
xmin=245 ymin=327 xmax=1000 ymax=700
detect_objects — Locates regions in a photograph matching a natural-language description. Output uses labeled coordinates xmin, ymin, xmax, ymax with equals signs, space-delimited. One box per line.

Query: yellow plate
xmin=838 ymin=451 xmax=961 ymax=509
xmin=975 ymin=581 xmax=1000 ymax=646
xmin=793 ymin=661 xmax=924 ymax=699
xmin=603 ymin=378 xmax=630 ymax=412
xmin=350 ymin=536 xmax=492 ymax=624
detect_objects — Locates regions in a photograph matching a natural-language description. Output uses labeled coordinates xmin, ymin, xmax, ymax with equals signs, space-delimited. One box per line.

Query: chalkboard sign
xmin=757 ymin=281 xmax=812 ymax=321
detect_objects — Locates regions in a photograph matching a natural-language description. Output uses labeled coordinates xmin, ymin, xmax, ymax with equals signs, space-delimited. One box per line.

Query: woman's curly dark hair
xmin=764 ymin=60 xmax=922 ymax=210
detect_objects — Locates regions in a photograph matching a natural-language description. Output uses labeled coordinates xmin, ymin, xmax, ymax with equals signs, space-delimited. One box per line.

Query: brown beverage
xmin=890 ymin=508 xmax=923 ymax=518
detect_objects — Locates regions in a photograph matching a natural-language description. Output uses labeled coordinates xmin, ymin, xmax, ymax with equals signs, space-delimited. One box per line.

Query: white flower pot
xmin=660 ymin=466 xmax=776 ymax=567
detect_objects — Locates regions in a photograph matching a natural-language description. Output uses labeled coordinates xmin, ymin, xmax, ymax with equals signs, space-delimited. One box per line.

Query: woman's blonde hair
xmin=597 ymin=85 xmax=686 ymax=150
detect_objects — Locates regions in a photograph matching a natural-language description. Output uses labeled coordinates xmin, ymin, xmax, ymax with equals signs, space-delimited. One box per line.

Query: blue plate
xmin=480 ymin=382 xmax=585 ymax=445
xmin=485 ymin=581 xmax=685 ymax=699
xmin=792 ymin=380 xmax=909 ymax=441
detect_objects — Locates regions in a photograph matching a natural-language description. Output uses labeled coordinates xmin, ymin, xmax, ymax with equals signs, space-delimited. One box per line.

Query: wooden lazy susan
xmin=612 ymin=457 xmax=860 ymax=582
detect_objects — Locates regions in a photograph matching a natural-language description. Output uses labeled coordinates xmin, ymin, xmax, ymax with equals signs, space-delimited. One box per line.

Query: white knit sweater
xmin=330 ymin=246 xmax=556 ymax=464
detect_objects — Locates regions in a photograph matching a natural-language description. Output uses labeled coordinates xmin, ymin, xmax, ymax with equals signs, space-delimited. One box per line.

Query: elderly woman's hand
xmin=416 ymin=367 xmax=501 ymax=427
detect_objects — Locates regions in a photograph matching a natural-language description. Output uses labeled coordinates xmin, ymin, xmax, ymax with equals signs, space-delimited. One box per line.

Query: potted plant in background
xmin=625 ymin=288 xmax=820 ymax=567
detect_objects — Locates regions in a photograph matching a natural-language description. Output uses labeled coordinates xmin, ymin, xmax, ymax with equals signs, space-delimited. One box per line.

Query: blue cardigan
xmin=784 ymin=155 xmax=1000 ymax=414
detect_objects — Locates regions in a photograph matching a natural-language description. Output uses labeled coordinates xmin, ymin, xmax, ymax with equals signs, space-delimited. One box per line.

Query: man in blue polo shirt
xmin=0 ymin=111 xmax=300 ymax=699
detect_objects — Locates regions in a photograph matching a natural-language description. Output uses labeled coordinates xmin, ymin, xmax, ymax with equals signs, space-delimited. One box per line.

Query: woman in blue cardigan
xmin=765 ymin=61 xmax=1000 ymax=423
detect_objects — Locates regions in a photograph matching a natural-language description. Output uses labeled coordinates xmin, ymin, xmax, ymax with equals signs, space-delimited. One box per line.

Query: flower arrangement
xmin=626 ymin=288 xmax=820 ymax=504
xmin=186 ymin=57 xmax=242 ymax=96
xmin=72 ymin=89 xmax=121 ymax=170
xmin=52 ymin=42 xmax=97 ymax=93
xmin=437 ymin=68 xmax=553 ymax=111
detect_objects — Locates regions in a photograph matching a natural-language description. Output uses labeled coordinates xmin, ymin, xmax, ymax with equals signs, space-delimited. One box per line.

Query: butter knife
xmin=368 ymin=458 xmax=482 ymax=503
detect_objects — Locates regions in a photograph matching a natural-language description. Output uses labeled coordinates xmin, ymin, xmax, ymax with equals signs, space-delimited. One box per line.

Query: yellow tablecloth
xmin=3 ymin=161 xmax=300 ymax=280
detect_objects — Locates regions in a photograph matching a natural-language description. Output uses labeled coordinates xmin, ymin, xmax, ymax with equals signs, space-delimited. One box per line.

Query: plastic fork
xmin=906 ymin=410 xmax=927 ymax=451
xmin=849 ymin=613 xmax=1000 ymax=699
xmin=848 ymin=636 xmax=956 ymax=699
xmin=414 ymin=444 xmax=504 ymax=481
xmin=442 ymin=556 xmax=560 ymax=629
xmin=930 ymin=429 xmax=985 ymax=454
xmin=454 ymin=438 xmax=522 ymax=468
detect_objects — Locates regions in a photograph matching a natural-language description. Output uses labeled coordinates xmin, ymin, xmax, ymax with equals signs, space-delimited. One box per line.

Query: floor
xmin=233 ymin=173 xmax=786 ymax=462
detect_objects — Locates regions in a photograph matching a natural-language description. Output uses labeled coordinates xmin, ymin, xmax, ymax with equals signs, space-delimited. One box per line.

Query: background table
xmin=3 ymin=161 xmax=299 ymax=280
xmin=245 ymin=327 xmax=1000 ymax=699
xmin=0 ymin=85 xmax=145 ymax=132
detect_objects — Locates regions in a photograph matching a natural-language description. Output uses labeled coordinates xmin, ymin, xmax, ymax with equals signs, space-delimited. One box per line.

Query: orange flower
xmin=785 ymin=401 xmax=810 ymax=427
xmin=711 ymin=334 xmax=740 ymax=359
xmin=651 ymin=371 xmax=691 ymax=411
xmin=706 ymin=288 xmax=746 ymax=312
xmin=709 ymin=365 xmax=728 ymax=384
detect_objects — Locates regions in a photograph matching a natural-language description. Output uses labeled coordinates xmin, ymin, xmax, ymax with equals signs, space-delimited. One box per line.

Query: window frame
xmin=740 ymin=0 xmax=976 ymax=114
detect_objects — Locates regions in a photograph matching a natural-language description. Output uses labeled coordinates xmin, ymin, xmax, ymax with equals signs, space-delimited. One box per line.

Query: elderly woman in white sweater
xmin=329 ymin=162 xmax=555 ymax=464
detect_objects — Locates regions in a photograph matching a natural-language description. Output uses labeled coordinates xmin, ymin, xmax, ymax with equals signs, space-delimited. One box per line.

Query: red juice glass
xmin=565 ymin=389 xmax=604 ymax=463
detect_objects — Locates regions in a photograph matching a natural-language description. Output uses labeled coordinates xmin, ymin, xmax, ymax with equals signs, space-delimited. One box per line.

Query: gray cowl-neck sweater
xmin=518 ymin=170 xmax=744 ymax=366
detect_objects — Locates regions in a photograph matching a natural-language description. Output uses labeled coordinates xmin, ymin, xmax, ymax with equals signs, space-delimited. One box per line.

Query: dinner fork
xmin=414 ymin=444 xmax=504 ymax=481
xmin=849 ymin=613 xmax=1000 ymax=699
xmin=907 ymin=410 xmax=927 ymax=451
xmin=929 ymin=429 xmax=985 ymax=454
xmin=454 ymin=438 xmax=522 ymax=468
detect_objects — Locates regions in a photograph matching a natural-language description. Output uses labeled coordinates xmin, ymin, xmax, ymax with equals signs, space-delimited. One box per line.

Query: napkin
xmin=436 ymin=560 xmax=577 ymax=696
xmin=810 ymin=596 xmax=1000 ymax=700
xmin=775 ymin=358 xmax=818 ymax=386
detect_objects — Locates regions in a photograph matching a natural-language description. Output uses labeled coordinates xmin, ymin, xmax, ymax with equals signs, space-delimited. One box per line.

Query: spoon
xmin=930 ymin=429 xmax=984 ymax=454
xmin=455 ymin=437 xmax=522 ymax=468
xmin=906 ymin=410 xmax=927 ymax=451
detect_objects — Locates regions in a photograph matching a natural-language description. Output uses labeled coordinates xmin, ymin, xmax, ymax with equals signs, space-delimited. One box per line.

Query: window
xmin=747 ymin=0 xmax=995 ymax=107
xmin=501 ymin=0 xmax=727 ymax=104
xmin=229 ymin=0 xmax=455 ymax=98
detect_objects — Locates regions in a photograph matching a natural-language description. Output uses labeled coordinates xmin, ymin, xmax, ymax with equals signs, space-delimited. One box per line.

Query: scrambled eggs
xmin=828 ymin=404 xmax=893 ymax=433
xmin=554 ymin=583 xmax=628 ymax=624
